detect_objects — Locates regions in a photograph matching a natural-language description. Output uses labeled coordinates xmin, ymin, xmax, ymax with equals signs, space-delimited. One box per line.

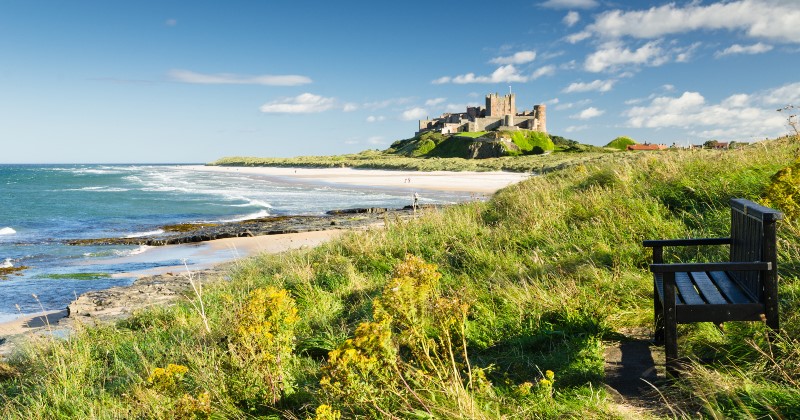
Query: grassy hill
xmin=2 ymin=138 xmax=799 ymax=418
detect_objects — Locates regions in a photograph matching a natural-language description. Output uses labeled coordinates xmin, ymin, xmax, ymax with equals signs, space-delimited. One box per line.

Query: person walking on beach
xmin=413 ymin=192 xmax=419 ymax=213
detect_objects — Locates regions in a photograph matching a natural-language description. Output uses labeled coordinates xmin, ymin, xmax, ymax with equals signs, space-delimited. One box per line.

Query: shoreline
xmin=0 ymin=167 xmax=530 ymax=358
xmin=0 ymin=230 xmax=346 ymax=357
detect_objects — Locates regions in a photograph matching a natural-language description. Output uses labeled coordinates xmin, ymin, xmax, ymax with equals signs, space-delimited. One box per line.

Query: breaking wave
xmin=0 ymin=227 xmax=16 ymax=236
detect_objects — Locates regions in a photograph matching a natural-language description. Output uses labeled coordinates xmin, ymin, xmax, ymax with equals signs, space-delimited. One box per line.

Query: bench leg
xmin=654 ymin=279 xmax=664 ymax=345
xmin=663 ymin=272 xmax=679 ymax=377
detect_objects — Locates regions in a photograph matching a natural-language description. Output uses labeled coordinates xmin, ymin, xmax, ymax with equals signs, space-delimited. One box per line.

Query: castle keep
xmin=417 ymin=93 xmax=546 ymax=136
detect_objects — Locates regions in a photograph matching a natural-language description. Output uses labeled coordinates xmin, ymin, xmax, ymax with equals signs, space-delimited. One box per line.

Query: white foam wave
xmin=220 ymin=209 xmax=271 ymax=222
xmin=113 ymin=245 xmax=152 ymax=257
xmin=62 ymin=186 xmax=131 ymax=192
xmin=1 ymin=258 xmax=13 ymax=268
xmin=125 ymin=229 xmax=165 ymax=238
xmin=0 ymin=227 xmax=16 ymax=235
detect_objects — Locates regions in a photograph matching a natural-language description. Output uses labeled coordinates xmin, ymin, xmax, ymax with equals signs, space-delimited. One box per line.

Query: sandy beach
xmin=186 ymin=165 xmax=531 ymax=194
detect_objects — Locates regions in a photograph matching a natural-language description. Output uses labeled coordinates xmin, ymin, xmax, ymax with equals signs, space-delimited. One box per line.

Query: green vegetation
xmin=2 ymin=138 xmax=799 ymax=418
xmin=454 ymin=131 xmax=488 ymax=138
xmin=605 ymin=136 xmax=637 ymax=150
xmin=213 ymin=131 xmax=609 ymax=172
xmin=508 ymin=131 xmax=556 ymax=155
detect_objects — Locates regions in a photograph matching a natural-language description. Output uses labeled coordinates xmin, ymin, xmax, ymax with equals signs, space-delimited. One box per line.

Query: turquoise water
xmin=0 ymin=164 xmax=466 ymax=321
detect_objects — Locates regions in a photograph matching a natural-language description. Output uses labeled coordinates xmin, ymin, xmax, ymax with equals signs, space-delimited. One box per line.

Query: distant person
xmin=413 ymin=192 xmax=419 ymax=212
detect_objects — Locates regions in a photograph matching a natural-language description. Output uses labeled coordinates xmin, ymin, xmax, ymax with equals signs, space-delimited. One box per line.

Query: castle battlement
xmin=417 ymin=92 xmax=546 ymax=136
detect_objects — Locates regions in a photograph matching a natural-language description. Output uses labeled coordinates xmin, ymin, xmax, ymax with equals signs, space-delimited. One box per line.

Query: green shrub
xmin=605 ymin=136 xmax=636 ymax=150
xmin=763 ymin=157 xmax=800 ymax=220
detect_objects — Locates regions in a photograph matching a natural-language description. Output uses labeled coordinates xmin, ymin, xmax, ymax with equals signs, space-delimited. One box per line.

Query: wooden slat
xmin=708 ymin=271 xmax=753 ymax=304
xmin=675 ymin=272 xmax=705 ymax=305
xmin=690 ymin=272 xmax=728 ymax=304
xmin=655 ymin=273 xmax=684 ymax=304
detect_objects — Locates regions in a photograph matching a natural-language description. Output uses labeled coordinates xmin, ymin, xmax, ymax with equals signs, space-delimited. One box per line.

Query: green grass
xmin=453 ymin=131 xmax=488 ymax=138
xmin=2 ymin=138 xmax=799 ymax=418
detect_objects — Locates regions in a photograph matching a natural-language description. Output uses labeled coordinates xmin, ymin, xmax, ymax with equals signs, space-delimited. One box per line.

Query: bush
xmin=605 ymin=136 xmax=636 ymax=150
xmin=763 ymin=157 xmax=800 ymax=220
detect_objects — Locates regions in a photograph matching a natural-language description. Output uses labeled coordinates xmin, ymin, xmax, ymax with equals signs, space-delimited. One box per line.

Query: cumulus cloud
xmin=170 ymin=69 xmax=312 ymax=86
xmin=343 ymin=103 xmax=358 ymax=112
xmin=433 ymin=65 xmax=529 ymax=84
xmin=584 ymin=41 xmax=667 ymax=72
xmin=259 ymin=93 xmax=337 ymax=113
xmin=622 ymin=84 xmax=796 ymax=139
xmin=715 ymin=42 xmax=774 ymax=57
xmin=425 ymin=98 xmax=447 ymax=106
xmin=563 ymin=79 xmax=616 ymax=93
xmin=532 ymin=65 xmax=556 ymax=79
xmin=490 ymin=50 xmax=537 ymax=65
xmin=541 ymin=0 xmax=598 ymax=9
xmin=563 ymin=11 xmax=580 ymax=27
xmin=573 ymin=107 xmax=605 ymax=119
xmin=578 ymin=1 xmax=800 ymax=44
xmin=366 ymin=115 xmax=386 ymax=123
xmin=401 ymin=107 xmax=428 ymax=121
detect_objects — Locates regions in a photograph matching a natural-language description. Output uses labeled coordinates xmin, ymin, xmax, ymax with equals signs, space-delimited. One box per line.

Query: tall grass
xmin=1 ymin=139 xmax=798 ymax=418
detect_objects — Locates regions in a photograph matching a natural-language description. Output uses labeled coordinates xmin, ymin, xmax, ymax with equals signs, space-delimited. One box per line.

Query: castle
xmin=417 ymin=93 xmax=546 ymax=136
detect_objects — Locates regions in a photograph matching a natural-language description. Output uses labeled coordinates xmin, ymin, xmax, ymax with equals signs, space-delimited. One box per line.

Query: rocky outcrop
xmin=67 ymin=207 xmax=437 ymax=247
xmin=468 ymin=138 xmax=519 ymax=159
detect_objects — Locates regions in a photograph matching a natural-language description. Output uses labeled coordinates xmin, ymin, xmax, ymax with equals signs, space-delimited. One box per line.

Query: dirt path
xmin=603 ymin=329 xmax=671 ymax=418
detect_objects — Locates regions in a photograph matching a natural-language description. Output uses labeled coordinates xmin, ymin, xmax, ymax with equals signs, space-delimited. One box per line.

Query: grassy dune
xmin=1 ymin=139 xmax=799 ymax=418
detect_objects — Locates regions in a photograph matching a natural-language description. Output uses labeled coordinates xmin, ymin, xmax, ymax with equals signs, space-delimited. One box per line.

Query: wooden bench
xmin=643 ymin=198 xmax=783 ymax=376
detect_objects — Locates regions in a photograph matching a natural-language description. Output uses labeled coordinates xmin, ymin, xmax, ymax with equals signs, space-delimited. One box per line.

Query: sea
xmin=0 ymin=164 xmax=468 ymax=322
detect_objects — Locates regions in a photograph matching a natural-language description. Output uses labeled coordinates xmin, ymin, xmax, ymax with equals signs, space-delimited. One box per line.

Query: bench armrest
xmin=643 ymin=237 xmax=731 ymax=247
xmin=650 ymin=261 xmax=772 ymax=273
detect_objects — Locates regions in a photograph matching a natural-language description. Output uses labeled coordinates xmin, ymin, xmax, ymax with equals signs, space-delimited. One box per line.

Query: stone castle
xmin=417 ymin=93 xmax=546 ymax=136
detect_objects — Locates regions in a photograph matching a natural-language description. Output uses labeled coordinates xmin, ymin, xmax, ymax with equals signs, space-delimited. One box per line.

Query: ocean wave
xmin=125 ymin=229 xmax=165 ymax=238
xmin=0 ymin=227 xmax=16 ymax=236
xmin=113 ymin=245 xmax=151 ymax=257
xmin=219 ymin=209 xmax=271 ymax=222
xmin=1 ymin=258 xmax=13 ymax=268
xmin=61 ymin=186 xmax=130 ymax=192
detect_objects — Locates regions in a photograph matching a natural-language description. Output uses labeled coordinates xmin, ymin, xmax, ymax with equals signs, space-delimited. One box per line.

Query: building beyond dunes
xmin=417 ymin=93 xmax=546 ymax=136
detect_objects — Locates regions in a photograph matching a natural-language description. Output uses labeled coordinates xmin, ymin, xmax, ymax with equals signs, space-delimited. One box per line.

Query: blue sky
xmin=2 ymin=0 xmax=799 ymax=163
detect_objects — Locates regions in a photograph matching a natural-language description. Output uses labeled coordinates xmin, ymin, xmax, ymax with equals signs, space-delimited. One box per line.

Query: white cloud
xmin=584 ymin=41 xmax=667 ymax=72
xmin=760 ymin=81 xmax=800 ymax=105
xmin=425 ymin=98 xmax=447 ymax=106
xmin=170 ymin=69 xmax=312 ymax=86
xmin=662 ymin=84 xmax=675 ymax=92
xmin=366 ymin=115 xmax=386 ymax=123
xmin=259 ymin=93 xmax=337 ymax=113
xmin=541 ymin=0 xmax=598 ymax=9
xmin=622 ymin=86 xmax=792 ymax=139
xmin=401 ymin=107 xmax=428 ymax=121
xmin=566 ymin=31 xmax=592 ymax=43
xmin=343 ymin=103 xmax=358 ymax=112
xmin=555 ymin=99 xmax=591 ymax=110
xmin=582 ymin=1 xmax=800 ymax=44
xmin=434 ymin=65 xmax=529 ymax=84
xmin=715 ymin=42 xmax=774 ymax=57
xmin=490 ymin=50 xmax=537 ymax=65
xmin=573 ymin=107 xmax=605 ymax=119
xmin=532 ymin=65 xmax=556 ymax=79
xmin=563 ymin=79 xmax=616 ymax=93
xmin=563 ymin=11 xmax=580 ymax=27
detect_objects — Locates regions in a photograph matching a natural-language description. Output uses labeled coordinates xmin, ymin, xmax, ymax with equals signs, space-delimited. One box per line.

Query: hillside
xmin=2 ymin=138 xmax=799 ymax=418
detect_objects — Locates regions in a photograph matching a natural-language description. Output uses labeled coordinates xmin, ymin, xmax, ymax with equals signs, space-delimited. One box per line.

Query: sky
xmin=1 ymin=0 xmax=799 ymax=163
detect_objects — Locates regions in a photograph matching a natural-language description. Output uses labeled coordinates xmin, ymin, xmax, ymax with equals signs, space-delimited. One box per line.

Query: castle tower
xmin=486 ymin=93 xmax=516 ymax=117
xmin=533 ymin=104 xmax=546 ymax=133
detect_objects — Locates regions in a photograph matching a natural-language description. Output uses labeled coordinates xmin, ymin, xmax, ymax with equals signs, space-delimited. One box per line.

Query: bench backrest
xmin=729 ymin=198 xmax=783 ymax=300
